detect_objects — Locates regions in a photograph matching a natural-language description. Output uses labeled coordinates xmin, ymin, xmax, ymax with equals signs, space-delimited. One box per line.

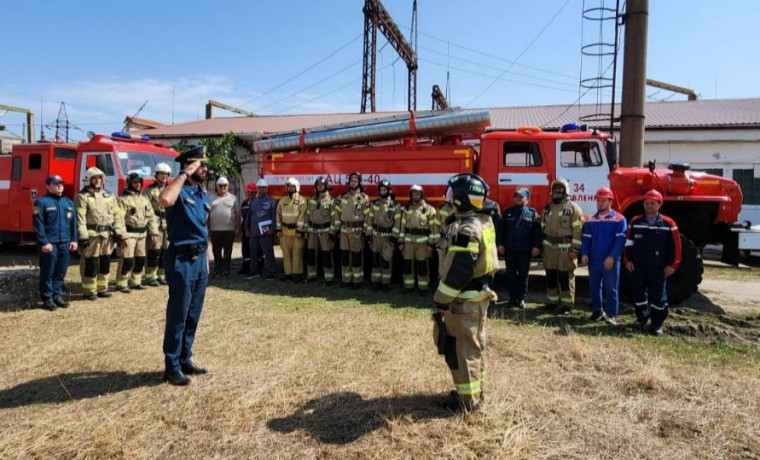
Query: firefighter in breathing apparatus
xmin=276 ymin=177 xmax=308 ymax=283
xmin=116 ymin=173 xmax=159 ymax=293
xmin=433 ymin=173 xmax=498 ymax=413
xmin=143 ymin=162 xmax=172 ymax=286
xmin=305 ymin=176 xmax=337 ymax=285
xmin=366 ymin=179 xmax=401 ymax=292
xmin=541 ymin=178 xmax=583 ymax=314
xmin=399 ymin=184 xmax=440 ymax=295
xmin=333 ymin=171 xmax=370 ymax=287
xmin=75 ymin=167 xmax=127 ymax=300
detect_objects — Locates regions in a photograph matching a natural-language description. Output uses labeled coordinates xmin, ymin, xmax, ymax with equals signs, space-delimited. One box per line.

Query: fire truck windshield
xmin=117 ymin=151 xmax=179 ymax=177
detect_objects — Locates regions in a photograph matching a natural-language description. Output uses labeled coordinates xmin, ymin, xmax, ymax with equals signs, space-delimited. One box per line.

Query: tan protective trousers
xmin=79 ymin=235 xmax=113 ymax=295
xmin=116 ymin=237 xmax=147 ymax=288
xmin=280 ymin=234 xmax=305 ymax=276
xmin=340 ymin=230 xmax=364 ymax=284
xmin=370 ymin=235 xmax=395 ymax=285
xmin=543 ymin=245 xmax=577 ymax=306
xmin=433 ymin=299 xmax=489 ymax=411
xmin=403 ymin=242 xmax=431 ymax=290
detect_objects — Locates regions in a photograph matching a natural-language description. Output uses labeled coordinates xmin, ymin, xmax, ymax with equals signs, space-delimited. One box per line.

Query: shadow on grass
xmin=0 ymin=371 xmax=163 ymax=408
xmin=267 ymin=391 xmax=455 ymax=444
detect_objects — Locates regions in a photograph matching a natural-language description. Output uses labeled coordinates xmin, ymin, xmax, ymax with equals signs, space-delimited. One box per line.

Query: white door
xmin=81 ymin=152 xmax=119 ymax=194
xmin=555 ymin=139 xmax=609 ymax=216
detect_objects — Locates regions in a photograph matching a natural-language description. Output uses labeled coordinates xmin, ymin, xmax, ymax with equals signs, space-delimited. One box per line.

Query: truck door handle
xmin=499 ymin=178 xmax=512 ymax=183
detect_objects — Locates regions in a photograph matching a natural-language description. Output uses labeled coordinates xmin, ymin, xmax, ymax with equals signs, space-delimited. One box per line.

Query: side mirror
xmin=605 ymin=139 xmax=618 ymax=171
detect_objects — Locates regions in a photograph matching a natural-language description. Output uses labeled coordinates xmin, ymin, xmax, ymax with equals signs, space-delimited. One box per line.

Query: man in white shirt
xmin=208 ymin=177 xmax=239 ymax=276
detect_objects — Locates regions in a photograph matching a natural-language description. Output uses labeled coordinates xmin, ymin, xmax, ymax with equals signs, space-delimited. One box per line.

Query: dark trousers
xmin=632 ymin=264 xmax=668 ymax=329
xmin=240 ymin=234 xmax=251 ymax=273
xmin=163 ymin=245 xmax=208 ymax=372
xmin=250 ymin=236 xmax=276 ymax=277
xmin=505 ymin=250 xmax=531 ymax=302
xmin=39 ymin=242 xmax=70 ymax=301
xmin=210 ymin=230 xmax=235 ymax=273
xmin=589 ymin=259 xmax=620 ymax=317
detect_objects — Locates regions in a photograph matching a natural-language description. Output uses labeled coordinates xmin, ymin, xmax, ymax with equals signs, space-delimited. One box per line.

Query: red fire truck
xmin=0 ymin=132 xmax=179 ymax=244
xmin=252 ymin=110 xmax=749 ymax=303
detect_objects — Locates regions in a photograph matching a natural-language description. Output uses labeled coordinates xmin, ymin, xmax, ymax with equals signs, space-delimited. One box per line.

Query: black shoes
xmin=164 ymin=370 xmax=190 ymax=386
xmin=85 ymin=293 xmax=98 ymax=301
xmin=97 ymin=291 xmax=112 ymax=298
xmin=42 ymin=299 xmax=57 ymax=311
xmin=589 ymin=310 xmax=606 ymax=322
xmin=147 ymin=280 xmax=160 ymax=287
xmin=131 ymin=284 xmax=146 ymax=290
xmin=543 ymin=303 xmax=558 ymax=312
xmin=559 ymin=306 xmax=572 ymax=316
xmin=120 ymin=287 xmax=131 ymax=294
xmin=158 ymin=279 xmax=168 ymax=286
xmin=180 ymin=361 xmax=208 ymax=375
xmin=53 ymin=296 xmax=70 ymax=308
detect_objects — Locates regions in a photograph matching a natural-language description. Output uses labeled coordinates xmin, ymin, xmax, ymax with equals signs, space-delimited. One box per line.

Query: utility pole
xmin=619 ymin=0 xmax=649 ymax=168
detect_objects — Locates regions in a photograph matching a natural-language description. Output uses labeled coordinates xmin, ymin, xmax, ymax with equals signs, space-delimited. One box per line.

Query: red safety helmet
xmin=245 ymin=182 xmax=256 ymax=193
xmin=643 ymin=189 xmax=663 ymax=203
xmin=594 ymin=187 xmax=614 ymax=200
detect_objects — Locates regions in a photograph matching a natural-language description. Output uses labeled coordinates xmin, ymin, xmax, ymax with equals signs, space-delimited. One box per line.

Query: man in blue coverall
xmin=33 ymin=175 xmax=78 ymax=310
xmin=497 ymin=188 xmax=541 ymax=309
xmin=159 ymin=146 xmax=211 ymax=386
xmin=580 ymin=187 xmax=627 ymax=325
xmin=244 ymin=178 xmax=277 ymax=280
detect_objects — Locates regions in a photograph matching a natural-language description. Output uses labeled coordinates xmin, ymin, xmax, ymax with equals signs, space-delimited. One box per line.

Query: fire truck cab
xmin=0 ymin=132 xmax=179 ymax=244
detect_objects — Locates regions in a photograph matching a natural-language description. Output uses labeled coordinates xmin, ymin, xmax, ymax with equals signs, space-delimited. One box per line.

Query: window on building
xmin=733 ymin=169 xmax=760 ymax=205
xmin=503 ymin=142 xmax=542 ymax=167
xmin=560 ymin=141 xmax=603 ymax=167
xmin=11 ymin=157 xmax=22 ymax=180
xmin=54 ymin=148 xmax=76 ymax=160
xmin=29 ymin=153 xmax=42 ymax=170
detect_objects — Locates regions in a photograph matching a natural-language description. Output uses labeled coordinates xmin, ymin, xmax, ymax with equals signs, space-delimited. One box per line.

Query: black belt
xmin=86 ymin=224 xmax=112 ymax=232
xmin=283 ymin=223 xmax=297 ymax=229
xmin=375 ymin=225 xmax=394 ymax=233
xmin=545 ymin=235 xmax=568 ymax=244
xmin=171 ymin=243 xmax=207 ymax=259
xmin=126 ymin=225 xmax=147 ymax=233
xmin=343 ymin=221 xmax=364 ymax=229
xmin=408 ymin=228 xmax=430 ymax=236
xmin=311 ymin=221 xmax=331 ymax=229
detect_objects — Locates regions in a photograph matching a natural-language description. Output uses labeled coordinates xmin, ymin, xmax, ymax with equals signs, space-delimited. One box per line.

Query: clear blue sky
xmin=2 ymin=0 xmax=759 ymax=140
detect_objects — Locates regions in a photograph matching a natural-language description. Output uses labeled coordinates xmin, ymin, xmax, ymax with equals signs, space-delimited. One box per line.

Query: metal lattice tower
xmin=360 ymin=0 xmax=418 ymax=113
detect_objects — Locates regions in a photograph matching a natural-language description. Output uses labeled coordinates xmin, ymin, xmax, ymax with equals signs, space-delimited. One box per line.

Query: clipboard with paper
xmin=258 ymin=219 xmax=272 ymax=234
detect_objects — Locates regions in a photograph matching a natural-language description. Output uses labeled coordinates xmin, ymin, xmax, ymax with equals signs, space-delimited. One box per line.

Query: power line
xmin=240 ymin=33 xmax=363 ymax=109
xmin=256 ymin=59 xmax=363 ymax=113
xmin=465 ymin=0 xmax=572 ymax=107
xmin=400 ymin=24 xmax=577 ymax=81
xmin=420 ymin=57 xmax=577 ymax=95
xmin=419 ymin=45 xmax=577 ymax=89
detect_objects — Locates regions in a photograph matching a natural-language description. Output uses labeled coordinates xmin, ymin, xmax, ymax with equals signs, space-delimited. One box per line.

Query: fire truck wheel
xmin=619 ymin=234 xmax=703 ymax=306
xmin=666 ymin=234 xmax=703 ymax=305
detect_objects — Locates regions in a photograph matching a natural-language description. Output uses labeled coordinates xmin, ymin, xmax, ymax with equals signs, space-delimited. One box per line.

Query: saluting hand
xmin=183 ymin=161 xmax=202 ymax=177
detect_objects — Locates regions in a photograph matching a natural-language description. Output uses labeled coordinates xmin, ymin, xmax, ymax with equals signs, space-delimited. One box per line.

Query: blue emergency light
xmin=111 ymin=132 xmax=151 ymax=141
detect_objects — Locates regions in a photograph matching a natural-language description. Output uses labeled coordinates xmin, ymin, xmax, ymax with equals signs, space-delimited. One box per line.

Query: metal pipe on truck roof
xmin=252 ymin=110 xmax=490 ymax=154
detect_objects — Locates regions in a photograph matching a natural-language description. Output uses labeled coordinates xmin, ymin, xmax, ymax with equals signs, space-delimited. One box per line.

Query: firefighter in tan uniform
xmin=366 ymin=179 xmax=401 ymax=292
xmin=75 ymin=167 xmax=126 ymax=300
xmin=305 ymin=176 xmax=337 ymax=285
xmin=116 ymin=173 xmax=159 ymax=293
xmin=541 ymin=178 xmax=583 ymax=314
xmin=333 ymin=171 xmax=370 ymax=287
xmin=143 ymin=162 xmax=172 ymax=286
xmin=276 ymin=177 xmax=308 ymax=283
xmin=399 ymin=184 xmax=440 ymax=294
xmin=433 ymin=173 xmax=498 ymax=413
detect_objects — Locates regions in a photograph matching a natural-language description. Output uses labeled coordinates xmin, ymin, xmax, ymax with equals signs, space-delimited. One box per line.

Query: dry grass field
xmin=0 ymin=253 xmax=759 ymax=459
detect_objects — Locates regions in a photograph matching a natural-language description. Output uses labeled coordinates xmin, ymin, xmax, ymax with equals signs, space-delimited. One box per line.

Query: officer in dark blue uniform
xmin=33 ymin=175 xmax=78 ymax=310
xmin=159 ymin=146 xmax=211 ymax=386
xmin=497 ymin=188 xmax=541 ymax=309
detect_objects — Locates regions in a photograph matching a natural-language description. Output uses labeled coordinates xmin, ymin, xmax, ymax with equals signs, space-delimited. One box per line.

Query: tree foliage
xmin=201 ymin=132 xmax=242 ymax=180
